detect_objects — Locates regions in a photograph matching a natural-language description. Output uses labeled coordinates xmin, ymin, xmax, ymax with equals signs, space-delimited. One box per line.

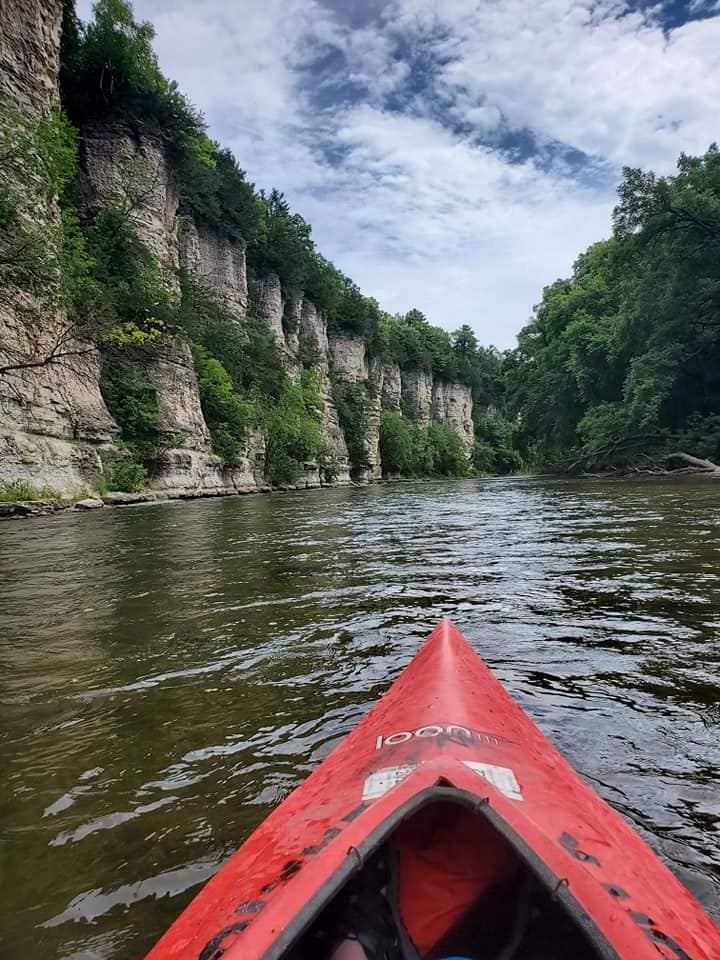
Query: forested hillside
xmin=0 ymin=0 xmax=512 ymax=503
xmin=507 ymin=147 xmax=720 ymax=474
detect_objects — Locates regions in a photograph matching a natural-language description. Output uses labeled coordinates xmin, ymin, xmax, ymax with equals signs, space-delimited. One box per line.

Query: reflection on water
xmin=1 ymin=478 xmax=719 ymax=959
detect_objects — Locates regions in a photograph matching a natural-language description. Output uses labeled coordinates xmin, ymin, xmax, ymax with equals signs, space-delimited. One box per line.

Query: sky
xmin=75 ymin=0 xmax=720 ymax=347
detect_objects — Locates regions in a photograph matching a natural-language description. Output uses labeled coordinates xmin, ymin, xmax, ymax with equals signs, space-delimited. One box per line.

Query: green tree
xmin=263 ymin=372 xmax=327 ymax=485
xmin=379 ymin=410 xmax=414 ymax=475
xmin=192 ymin=346 xmax=252 ymax=463
xmin=333 ymin=380 xmax=370 ymax=473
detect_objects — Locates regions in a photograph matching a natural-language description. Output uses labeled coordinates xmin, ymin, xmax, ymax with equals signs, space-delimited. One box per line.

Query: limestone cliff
xmin=400 ymin=368 xmax=434 ymax=426
xmin=78 ymin=123 xmax=180 ymax=283
xmin=400 ymin=369 xmax=475 ymax=452
xmin=258 ymin=273 xmax=302 ymax=380
xmin=179 ymin=215 xmax=248 ymax=320
xmin=300 ymin=303 xmax=351 ymax=484
xmin=329 ymin=335 xmax=382 ymax=480
xmin=0 ymin=0 xmax=62 ymax=114
xmin=0 ymin=0 xmax=116 ymax=495
xmin=0 ymin=1 xmax=479 ymax=503
xmin=381 ymin=362 xmax=402 ymax=412
xmin=432 ymin=379 xmax=475 ymax=452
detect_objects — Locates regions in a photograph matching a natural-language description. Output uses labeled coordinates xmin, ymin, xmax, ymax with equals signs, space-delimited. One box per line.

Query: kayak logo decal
xmin=375 ymin=724 xmax=503 ymax=750
xmin=362 ymin=762 xmax=523 ymax=801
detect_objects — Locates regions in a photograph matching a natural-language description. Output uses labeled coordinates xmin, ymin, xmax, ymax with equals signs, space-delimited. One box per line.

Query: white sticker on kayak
xmin=463 ymin=761 xmax=523 ymax=801
xmin=362 ymin=766 xmax=415 ymax=800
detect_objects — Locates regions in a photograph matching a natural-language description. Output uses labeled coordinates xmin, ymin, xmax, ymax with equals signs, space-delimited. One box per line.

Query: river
xmin=1 ymin=478 xmax=719 ymax=959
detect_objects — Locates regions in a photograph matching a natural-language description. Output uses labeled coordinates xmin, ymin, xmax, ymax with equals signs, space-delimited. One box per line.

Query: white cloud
xmin=73 ymin=1 xmax=720 ymax=347
xmin=409 ymin=0 xmax=720 ymax=173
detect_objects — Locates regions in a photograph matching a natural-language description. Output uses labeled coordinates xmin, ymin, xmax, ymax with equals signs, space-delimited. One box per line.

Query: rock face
xmin=401 ymin=368 xmax=434 ymax=425
xmin=146 ymin=339 xmax=212 ymax=449
xmin=330 ymin=336 xmax=369 ymax=381
xmin=381 ymin=362 xmax=402 ymax=412
xmin=0 ymin=0 xmax=117 ymax=495
xmin=79 ymin=123 xmax=180 ymax=283
xmin=142 ymin=338 xmax=224 ymax=496
xmin=300 ymin=303 xmax=350 ymax=484
xmin=0 ymin=2 xmax=477 ymax=502
xmin=0 ymin=0 xmax=63 ymax=116
xmin=258 ymin=273 xmax=302 ymax=380
xmin=432 ymin=380 xmax=475 ymax=452
xmin=225 ymin=429 xmax=265 ymax=491
xmin=258 ymin=273 xmax=284 ymax=343
xmin=329 ymin=335 xmax=382 ymax=480
xmin=179 ymin=216 xmax=247 ymax=320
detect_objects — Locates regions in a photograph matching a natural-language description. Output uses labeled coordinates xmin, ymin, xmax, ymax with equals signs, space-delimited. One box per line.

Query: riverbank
xmin=0 ymin=475 xmax=453 ymax=521
xmin=6 ymin=467 xmax=717 ymax=522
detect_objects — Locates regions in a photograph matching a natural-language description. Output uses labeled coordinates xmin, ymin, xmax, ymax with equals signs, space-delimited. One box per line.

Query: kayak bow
xmin=146 ymin=620 xmax=719 ymax=960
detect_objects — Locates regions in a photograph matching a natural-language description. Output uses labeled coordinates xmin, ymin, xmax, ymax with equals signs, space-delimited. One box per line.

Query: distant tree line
xmin=506 ymin=146 xmax=720 ymax=472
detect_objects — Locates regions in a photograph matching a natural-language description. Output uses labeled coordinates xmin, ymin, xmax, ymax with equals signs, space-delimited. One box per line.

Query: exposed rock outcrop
xmin=0 ymin=0 xmax=62 ymax=116
xmin=300 ymin=303 xmax=350 ymax=484
xmin=0 ymin=0 xmax=117 ymax=495
xmin=259 ymin=273 xmax=284 ymax=343
xmin=224 ymin=429 xmax=266 ymax=491
xmin=179 ymin=216 xmax=248 ymax=319
xmin=258 ymin=273 xmax=302 ymax=380
xmin=381 ymin=362 xmax=402 ymax=412
xmin=141 ymin=338 xmax=223 ymax=496
xmin=365 ymin=358 xmax=384 ymax=480
xmin=432 ymin=380 xmax=475 ymax=452
xmin=329 ymin=335 xmax=382 ymax=480
xmin=401 ymin=368 xmax=434 ymax=425
xmin=146 ymin=338 xmax=211 ymax=450
xmin=330 ymin=335 xmax=369 ymax=381
xmin=79 ymin=123 xmax=180 ymax=284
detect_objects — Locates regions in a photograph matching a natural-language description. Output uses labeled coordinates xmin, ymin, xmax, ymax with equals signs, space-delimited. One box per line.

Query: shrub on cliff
xmin=263 ymin=372 xmax=327 ymax=485
xmin=380 ymin=412 xmax=469 ymax=478
xmin=100 ymin=364 xmax=163 ymax=463
xmin=101 ymin=458 xmax=147 ymax=493
xmin=332 ymin=380 xmax=371 ymax=473
xmin=177 ymin=273 xmax=284 ymax=402
xmin=192 ymin=345 xmax=252 ymax=464
xmin=88 ymin=208 xmax=177 ymax=344
xmin=60 ymin=0 xmax=202 ymax=154
xmin=379 ymin=411 xmax=414 ymax=476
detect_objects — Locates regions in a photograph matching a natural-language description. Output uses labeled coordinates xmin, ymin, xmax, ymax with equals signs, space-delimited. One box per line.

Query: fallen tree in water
xmin=666 ymin=452 xmax=720 ymax=474
xmin=581 ymin=451 xmax=720 ymax=478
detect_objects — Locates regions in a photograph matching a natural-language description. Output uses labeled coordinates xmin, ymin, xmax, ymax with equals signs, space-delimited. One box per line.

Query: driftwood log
xmin=580 ymin=452 xmax=720 ymax=479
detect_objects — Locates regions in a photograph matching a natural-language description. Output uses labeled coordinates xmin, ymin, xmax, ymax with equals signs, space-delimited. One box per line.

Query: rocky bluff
xmin=0 ymin=0 xmax=478 ymax=501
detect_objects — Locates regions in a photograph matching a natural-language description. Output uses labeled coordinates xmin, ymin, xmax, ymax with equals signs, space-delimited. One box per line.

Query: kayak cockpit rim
xmin=259 ymin=784 xmax=621 ymax=960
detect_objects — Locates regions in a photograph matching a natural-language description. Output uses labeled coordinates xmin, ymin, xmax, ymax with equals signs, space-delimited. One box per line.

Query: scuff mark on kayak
xmin=234 ymin=899 xmax=266 ymax=915
xmin=280 ymin=858 xmax=302 ymax=881
xmin=603 ymin=883 xmax=629 ymax=900
xmin=342 ymin=802 xmax=368 ymax=823
xmin=629 ymin=912 xmax=693 ymax=960
xmin=302 ymin=825 xmax=341 ymax=856
xmin=198 ymin=920 xmax=248 ymax=960
xmin=559 ymin=832 xmax=601 ymax=867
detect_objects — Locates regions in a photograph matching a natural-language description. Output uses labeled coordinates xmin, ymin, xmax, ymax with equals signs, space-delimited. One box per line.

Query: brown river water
xmin=1 ymin=478 xmax=719 ymax=959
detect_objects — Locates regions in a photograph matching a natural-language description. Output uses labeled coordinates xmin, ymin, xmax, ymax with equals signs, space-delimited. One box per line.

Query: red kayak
xmin=146 ymin=621 xmax=718 ymax=960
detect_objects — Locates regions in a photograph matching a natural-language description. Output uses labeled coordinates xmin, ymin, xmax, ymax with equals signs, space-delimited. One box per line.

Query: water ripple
xmin=1 ymin=478 xmax=719 ymax=960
